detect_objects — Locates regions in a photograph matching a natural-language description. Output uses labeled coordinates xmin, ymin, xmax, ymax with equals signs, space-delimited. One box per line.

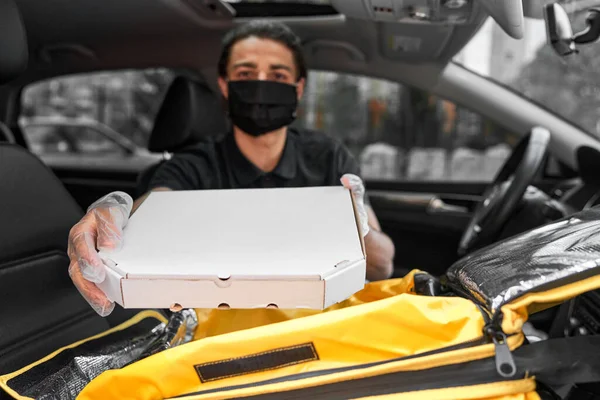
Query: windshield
xmin=454 ymin=2 xmax=600 ymax=139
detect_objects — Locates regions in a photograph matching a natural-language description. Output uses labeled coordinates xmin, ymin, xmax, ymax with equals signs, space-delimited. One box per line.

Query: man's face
xmin=218 ymin=36 xmax=305 ymax=100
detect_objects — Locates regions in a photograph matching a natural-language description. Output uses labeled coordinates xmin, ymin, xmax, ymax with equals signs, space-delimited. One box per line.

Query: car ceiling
xmin=11 ymin=0 xmax=487 ymax=89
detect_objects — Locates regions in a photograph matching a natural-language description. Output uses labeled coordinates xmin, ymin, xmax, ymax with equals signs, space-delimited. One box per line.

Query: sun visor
xmin=0 ymin=0 xmax=28 ymax=84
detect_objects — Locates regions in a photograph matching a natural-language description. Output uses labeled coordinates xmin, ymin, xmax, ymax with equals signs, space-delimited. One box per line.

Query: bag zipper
xmin=444 ymin=279 xmax=518 ymax=378
xmin=484 ymin=324 xmax=517 ymax=378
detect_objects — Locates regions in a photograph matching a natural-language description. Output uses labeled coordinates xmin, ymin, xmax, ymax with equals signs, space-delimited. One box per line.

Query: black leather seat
xmin=0 ymin=0 xmax=25 ymax=147
xmin=0 ymin=0 xmax=28 ymax=85
xmin=0 ymin=145 xmax=107 ymax=374
xmin=136 ymin=76 xmax=228 ymax=196
xmin=0 ymin=0 xmax=154 ymax=383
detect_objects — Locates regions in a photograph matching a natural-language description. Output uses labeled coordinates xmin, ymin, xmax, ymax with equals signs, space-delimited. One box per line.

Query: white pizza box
xmin=97 ymin=186 xmax=367 ymax=310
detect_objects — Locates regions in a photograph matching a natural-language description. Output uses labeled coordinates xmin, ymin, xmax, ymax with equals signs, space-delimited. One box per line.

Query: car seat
xmin=0 ymin=122 xmax=16 ymax=143
xmin=0 ymin=0 xmax=158 ymax=390
xmin=136 ymin=76 xmax=228 ymax=196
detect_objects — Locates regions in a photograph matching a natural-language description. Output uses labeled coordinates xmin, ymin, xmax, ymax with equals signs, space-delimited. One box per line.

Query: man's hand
xmin=340 ymin=173 xmax=369 ymax=237
xmin=67 ymin=192 xmax=133 ymax=317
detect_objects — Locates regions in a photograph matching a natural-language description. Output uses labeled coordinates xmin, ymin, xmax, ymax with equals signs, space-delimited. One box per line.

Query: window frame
xmin=20 ymin=116 xmax=139 ymax=155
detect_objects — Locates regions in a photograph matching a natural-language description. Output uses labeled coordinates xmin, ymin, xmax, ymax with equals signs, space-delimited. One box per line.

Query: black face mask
xmin=227 ymin=80 xmax=298 ymax=137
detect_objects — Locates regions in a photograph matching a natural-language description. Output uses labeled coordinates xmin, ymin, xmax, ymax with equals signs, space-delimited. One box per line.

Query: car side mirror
xmin=544 ymin=3 xmax=600 ymax=57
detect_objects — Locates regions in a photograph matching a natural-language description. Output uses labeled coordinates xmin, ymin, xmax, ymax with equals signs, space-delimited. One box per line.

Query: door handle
xmin=427 ymin=197 xmax=469 ymax=214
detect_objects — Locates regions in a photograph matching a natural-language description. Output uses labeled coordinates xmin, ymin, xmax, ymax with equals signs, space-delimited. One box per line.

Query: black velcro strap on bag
xmin=195 ymin=343 xmax=319 ymax=383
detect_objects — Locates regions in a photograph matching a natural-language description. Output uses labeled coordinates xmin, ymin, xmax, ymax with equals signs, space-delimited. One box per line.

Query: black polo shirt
xmin=148 ymin=128 xmax=363 ymax=191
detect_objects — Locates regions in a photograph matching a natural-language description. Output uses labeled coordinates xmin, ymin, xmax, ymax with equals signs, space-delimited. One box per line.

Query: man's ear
xmin=296 ymin=78 xmax=306 ymax=100
xmin=217 ymin=77 xmax=229 ymax=99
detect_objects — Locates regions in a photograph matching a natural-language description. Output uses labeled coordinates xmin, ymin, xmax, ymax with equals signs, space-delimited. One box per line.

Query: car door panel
xmin=366 ymin=182 xmax=486 ymax=277
xmin=366 ymin=177 xmax=563 ymax=277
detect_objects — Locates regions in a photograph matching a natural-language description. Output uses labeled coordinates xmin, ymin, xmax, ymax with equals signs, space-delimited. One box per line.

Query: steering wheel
xmin=458 ymin=127 xmax=551 ymax=256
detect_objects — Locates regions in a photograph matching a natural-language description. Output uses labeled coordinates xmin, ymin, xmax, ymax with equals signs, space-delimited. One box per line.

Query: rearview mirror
xmin=544 ymin=3 xmax=576 ymax=56
xmin=544 ymin=3 xmax=600 ymax=57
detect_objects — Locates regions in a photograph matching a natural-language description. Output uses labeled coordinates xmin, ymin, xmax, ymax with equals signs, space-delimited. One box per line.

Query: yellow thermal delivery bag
xmin=3 ymin=209 xmax=600 ymax=400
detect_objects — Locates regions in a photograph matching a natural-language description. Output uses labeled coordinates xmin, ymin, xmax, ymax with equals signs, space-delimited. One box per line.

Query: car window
xmin=71 ymin=126 xmax=124 ymax=154
xmin=20 ymin=69 xmax=175 ymax=155
xmin=22 ymin=124 xmax=127 ymax=155
xmin=293 ymin=70 xmax=517 ymax=182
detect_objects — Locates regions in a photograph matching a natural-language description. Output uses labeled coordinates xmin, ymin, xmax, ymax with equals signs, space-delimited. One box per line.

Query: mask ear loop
xmin=222 ymin=79 xmax=231 ymax=117
xmin=220 ymin=84 xmax=233 ymax=133
xmin=292 ymin=80 xmax=300 ymax=119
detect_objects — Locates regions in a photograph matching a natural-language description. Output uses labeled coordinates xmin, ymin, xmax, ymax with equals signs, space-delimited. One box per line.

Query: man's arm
xmin=364 ymin=206 xmax=395 ymax=281
xmin=336 ymin=145 xmax=396 ymax=281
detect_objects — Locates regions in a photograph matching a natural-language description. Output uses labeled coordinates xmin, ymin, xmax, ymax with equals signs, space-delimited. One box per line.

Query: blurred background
xmin=19 ymin=0 xmax=596 ymax=182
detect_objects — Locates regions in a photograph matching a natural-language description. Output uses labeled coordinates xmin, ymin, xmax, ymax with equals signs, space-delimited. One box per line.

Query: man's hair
xmin=218 ymin=20 xmax=307 ymax=81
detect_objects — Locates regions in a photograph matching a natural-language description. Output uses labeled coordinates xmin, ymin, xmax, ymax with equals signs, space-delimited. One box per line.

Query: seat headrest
xmin=148 ymin=76 xmax=227 ymax=153
xmin=0 ymin=0 xmax=28 ymax=84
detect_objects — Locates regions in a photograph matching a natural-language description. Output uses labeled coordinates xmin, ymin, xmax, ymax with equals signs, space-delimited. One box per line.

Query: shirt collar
xmin=226 ymin=130 xmax=298 ymax=187
xmin=272 ymin=130 xmax=297 ymax=180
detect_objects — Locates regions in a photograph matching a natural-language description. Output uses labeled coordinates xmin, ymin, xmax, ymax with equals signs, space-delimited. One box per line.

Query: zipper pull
xmin=490 ymin=330 xmax=517 ymax=378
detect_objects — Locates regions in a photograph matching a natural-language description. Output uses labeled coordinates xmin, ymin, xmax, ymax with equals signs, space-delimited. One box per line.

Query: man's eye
xmin=274 ymin=73 xmax=288 ymax=81
xmin=238 ymin=71 xmax=252 ymax=78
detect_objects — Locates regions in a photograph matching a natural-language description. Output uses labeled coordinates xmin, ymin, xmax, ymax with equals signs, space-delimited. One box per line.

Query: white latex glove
xmin=341 ymin=174 xmax=369 ymax=237
xmin=67 ymin=191 xmax=133 ymax=316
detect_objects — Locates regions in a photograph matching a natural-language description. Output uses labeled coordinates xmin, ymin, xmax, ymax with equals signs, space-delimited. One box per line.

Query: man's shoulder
xmin=289 ymin=126 xmax=344 ymax=152
xmin=171 ymin=136 xmax=224 ymax=157
xmin=289 ymin=126 xmax=360 ymax=179
xmin=160 ymin=138 xmax=224 ymax=171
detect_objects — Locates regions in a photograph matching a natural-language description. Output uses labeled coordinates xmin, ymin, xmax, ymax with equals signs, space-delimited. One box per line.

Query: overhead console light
xmin=330 ymin=0 xmax=525 ymax=39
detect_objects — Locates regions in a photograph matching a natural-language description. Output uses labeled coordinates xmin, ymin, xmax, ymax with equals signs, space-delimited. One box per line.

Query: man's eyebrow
xmin=232 ymin=61 xmax=257 ymax=69
xmin=270 ymin=64 xmax=292 ymax=72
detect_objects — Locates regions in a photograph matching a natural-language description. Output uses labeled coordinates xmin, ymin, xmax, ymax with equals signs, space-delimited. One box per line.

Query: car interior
xmin=2 ymin=0 xmax=600 ymax=398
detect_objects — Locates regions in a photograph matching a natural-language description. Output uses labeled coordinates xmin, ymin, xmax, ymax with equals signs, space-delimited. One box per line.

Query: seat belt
xmin=519 ymin=334 xmax=600 ymax=385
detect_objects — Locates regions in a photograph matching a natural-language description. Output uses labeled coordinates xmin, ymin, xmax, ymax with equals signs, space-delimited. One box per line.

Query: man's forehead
xmin=229 ymin=37 xmax=295 ymax=68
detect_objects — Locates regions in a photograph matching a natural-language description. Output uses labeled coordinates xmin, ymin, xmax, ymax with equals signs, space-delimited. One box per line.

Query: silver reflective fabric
xmin=15 ymin=310 xmax=198 ymax=400
xmin=447 ymin=207 xmax=600 ymax=313
xmin=20 ymin=323 xmax=166 ymax=400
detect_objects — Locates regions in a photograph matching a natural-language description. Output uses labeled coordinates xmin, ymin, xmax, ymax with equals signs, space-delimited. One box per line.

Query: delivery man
xmin=67 ymin=20 xmax=396 ymax=316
